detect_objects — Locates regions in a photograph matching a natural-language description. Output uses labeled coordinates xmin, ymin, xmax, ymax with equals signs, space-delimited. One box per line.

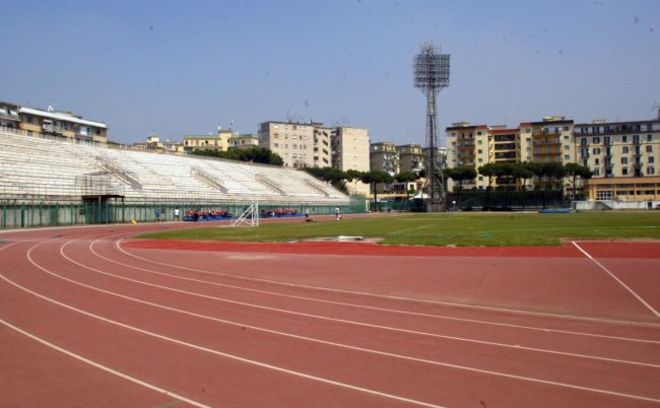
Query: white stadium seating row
xmin=0 ymin=129 xmax=350 ymax=205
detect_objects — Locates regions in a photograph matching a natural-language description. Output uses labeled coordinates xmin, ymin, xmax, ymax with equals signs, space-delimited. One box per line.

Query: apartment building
xmin=445 ymin=112 xmax=660 ymax=201
xmin=183 ymin=129 xmax=232 ymax=152
xmin=528 ymin=116 xmax=575 ymax=164
xmin=229 ymin=134 xmax=259 ymax=150
xmin=332 ymin=126 xmax=370 ymax=195
xmin=133 ymin=135 xmax=184 ymax=154
xmin=574 ymin=115 xmax=660 ymax=201
xmin=1 ymin=102 xmax=108 ymax=144
xmin=397 ymin=144 xmax=425 ymax=174
xmin=0 ymin=102 xmax=20 ymax=129
xmin=445 ymin=123 xmax=490 ymax=190
xmin=370 ymin=142 xmax=399 ymax=175
xmin=258 ymin=121 xmax=331 ymax=169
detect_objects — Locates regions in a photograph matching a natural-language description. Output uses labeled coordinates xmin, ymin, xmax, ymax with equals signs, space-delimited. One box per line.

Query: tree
xmin=192 ymin=147 xmax=284 ymax=166
xmin=512 ymin=163 xmax=534 ymax=209
xmin=478 ymin=163 xmax=497 ymax=189
xmin=564 ymin=163 xmax=592 ymax=201
xmin=360 ymin=170 xmax=394 ymax=211
xmin=395 ymin=171 xmax=418 ymax=203
xmin=446 ymin=165 xmax=477 ymax=193
xmin=446 ymin=165 xmax=477 ymax=208
xmin=303 ymin=167 xmax=348 ymax=192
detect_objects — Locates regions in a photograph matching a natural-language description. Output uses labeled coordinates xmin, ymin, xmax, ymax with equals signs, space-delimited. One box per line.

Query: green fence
xmin=1 ymin=198 xmax=367 ymax=230
xmin=368 ymin=190 xmax=569 ymax=212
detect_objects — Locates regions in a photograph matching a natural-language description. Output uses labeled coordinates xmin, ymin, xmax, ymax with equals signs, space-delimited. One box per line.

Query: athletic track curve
xmin=1 ymin=217 xmax=659 ymax=407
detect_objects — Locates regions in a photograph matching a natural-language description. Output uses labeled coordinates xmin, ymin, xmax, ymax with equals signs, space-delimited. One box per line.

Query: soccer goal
xmin=231 ymin=201 xmax=260 ymax=227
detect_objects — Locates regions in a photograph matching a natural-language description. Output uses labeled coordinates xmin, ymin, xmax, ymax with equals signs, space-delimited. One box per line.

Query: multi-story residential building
xmin=0 ymin=102 xmax=21 ymax=129
xmin=370 ymin=142 xmax=399 ymax=175
xmin=6 ymin=103 xmax=108 ymax=144
xmin=529 ymin=116 xmax=575 ymax=164
xmin=183 ymin=129 xmax=232 ymax=152
xmin=331 ymin=126 xmax=370 ymax=195
xmin=575 ymin=114 xmax=660 ymax=202
xmin=445 ymin=112 xmax=660 ymax=201
xmin=445 ymin=123 xmax=490 ymax=190
xmin=397 ymin=144 xmax=425 ymax=174
xmin=229 ymin=134 xmax=259 ymax=150
xmin=258 ymin=121 xmax=331 ymax=168
xmin=133 ymin=135 xmax=184 ymax=154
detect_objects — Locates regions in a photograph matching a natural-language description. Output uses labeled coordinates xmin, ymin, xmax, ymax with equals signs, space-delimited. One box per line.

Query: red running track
xmin=1 ymin=221 xmax=659 ymax=407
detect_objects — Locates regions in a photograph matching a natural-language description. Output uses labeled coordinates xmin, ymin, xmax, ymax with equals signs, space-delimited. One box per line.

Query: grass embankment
xmin=138 ymin=212 xmax=660 ymax=247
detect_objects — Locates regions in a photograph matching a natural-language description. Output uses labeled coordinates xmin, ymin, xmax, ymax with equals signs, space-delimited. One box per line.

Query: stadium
xmin=1 ymin=126 xmax=660 ymax=407
xmin=0 ymin=127 xmax=363 ymax=229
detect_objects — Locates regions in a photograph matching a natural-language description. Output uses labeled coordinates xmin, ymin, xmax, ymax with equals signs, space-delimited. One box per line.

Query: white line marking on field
xmin=9 ymin=245 xmax=660 ymax=405
xmin=116 ymin=238 xmax=660 ymax=327
xmin=110 ymin=239 xmax=660 ymax=342
xmin=67 ymin=240 xmax=660 ymax=367
xmin=571 ymin=241 xmax=660 ymax=318
xmin=16 ymin=242 xmax=446 ymax=408
xmin=0 ymin=318 xmax=211 ymax=408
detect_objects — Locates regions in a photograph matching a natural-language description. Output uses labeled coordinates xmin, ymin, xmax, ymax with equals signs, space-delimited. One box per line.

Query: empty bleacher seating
xmin=0 ymin=128 xmax=351 ymax=205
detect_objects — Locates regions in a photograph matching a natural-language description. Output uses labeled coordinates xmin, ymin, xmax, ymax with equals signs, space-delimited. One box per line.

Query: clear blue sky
xmin=2 ymin=0 xmax=659 ymax=145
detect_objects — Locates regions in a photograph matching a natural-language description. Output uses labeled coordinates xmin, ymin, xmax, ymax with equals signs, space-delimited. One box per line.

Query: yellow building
xmin=183 ymin=129 xmax=232 ymax=152
xmin=229 ymin=134 xmax=259 ymax=150
xmin=16 ymin=105 xmax=107 ymax=144
xmin=583 ymin=176 xmax=660 ymax=202
xmin=332 ymin=126 xmax=370 ymax=196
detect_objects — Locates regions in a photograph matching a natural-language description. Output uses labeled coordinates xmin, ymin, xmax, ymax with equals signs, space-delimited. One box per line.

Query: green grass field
xmin=138 ymin=211 xmax=660 ymax=247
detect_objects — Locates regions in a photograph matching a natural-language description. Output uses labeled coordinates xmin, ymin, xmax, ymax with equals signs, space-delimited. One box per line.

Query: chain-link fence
xmin=1 ymin=197 xmax=367 ymax=229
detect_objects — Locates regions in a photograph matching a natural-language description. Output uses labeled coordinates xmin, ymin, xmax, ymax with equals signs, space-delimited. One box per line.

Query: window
xmin=649 ymin=157 xmax=655 ymax=164
xmin=622 ymin=167 xmax=628 ymax=175
xmin=646 ymin=145 xmax=653 ymax=152
xmin=477 ymin=149 xmax=482 ymax=154
xmin=593 ymin=137 xmax=600 ymax=144
xmin=647 ymin=167 xmax=655 ymax=175
xmin=477 ymin=131 xmax=482 ymax=135
xmin=621 ymin=157 xmax=628 ymax=164
xmin=563 ymin=126 xmax=569 ymax=131
xmin=593 ymin=148 xmax=601 ymax=155
xmin=593 ymin=167 xmax=600 ymax=176
xmin=648 ymin=134 xmax=653 ymax=142
xmin=622 ymin=135 xmax=627 ymax=143
xmin=477 ymin=140 xmax=482 ymax=145
xmin=595 ymin=158 xmax=600 ymax=165
xmin=623 ymin=146 xmax=629 ymax=154
xmin=580 ymin=138 xmax=587 ymax=146
xmin=564 ymin=135 xmax=569 ymax=140
xmin=564 ymin=145 xmax=570 ymax=150
xmin=564 ymin=155 xmax=570 ymax=160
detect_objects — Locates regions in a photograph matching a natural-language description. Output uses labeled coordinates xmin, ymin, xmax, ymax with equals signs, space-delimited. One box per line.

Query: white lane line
xmin=0 ymin=318 xmax=211 ymax=408
xmin=105 ymin=240 xmax=660 ymax=344
xmin=571 ymin=241 xmax=660 ymax=318
xmin=19 ymin=243 xmax=445 ymax=408
xmin=7 ymin=247 xmax=660 ymax=405
xmin=67 ymin=241 xmax=660 ymax=368
xmin=117 ymin=238 xmax=660 ymax=327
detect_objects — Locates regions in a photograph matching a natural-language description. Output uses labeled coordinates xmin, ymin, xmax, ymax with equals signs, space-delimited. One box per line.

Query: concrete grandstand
xmin=0 ymin=127 xmax=362 ymax=228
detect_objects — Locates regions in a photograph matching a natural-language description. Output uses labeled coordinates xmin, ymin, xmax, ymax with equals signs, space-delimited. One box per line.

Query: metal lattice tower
xmin=414 ymin=42 xmax=450 ymax=211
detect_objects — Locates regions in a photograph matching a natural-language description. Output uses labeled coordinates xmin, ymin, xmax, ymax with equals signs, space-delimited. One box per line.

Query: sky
xmin=1 ymin=0 xmax=659 ymax=146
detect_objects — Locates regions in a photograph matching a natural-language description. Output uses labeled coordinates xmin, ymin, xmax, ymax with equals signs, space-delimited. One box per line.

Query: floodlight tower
xmin=414 ymin=42 xmax=450 ymax=211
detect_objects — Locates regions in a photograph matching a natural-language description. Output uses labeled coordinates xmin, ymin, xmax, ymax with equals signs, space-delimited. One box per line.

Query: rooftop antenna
xmin=414 ymin=41 xmax=450 ymax=212
xmin=654 ymin=102 xmax=660 ymax=120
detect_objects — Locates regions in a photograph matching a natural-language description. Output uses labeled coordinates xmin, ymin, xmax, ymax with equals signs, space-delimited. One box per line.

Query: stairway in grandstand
xmin=0 ymin=128 xmax=351 ymax=205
